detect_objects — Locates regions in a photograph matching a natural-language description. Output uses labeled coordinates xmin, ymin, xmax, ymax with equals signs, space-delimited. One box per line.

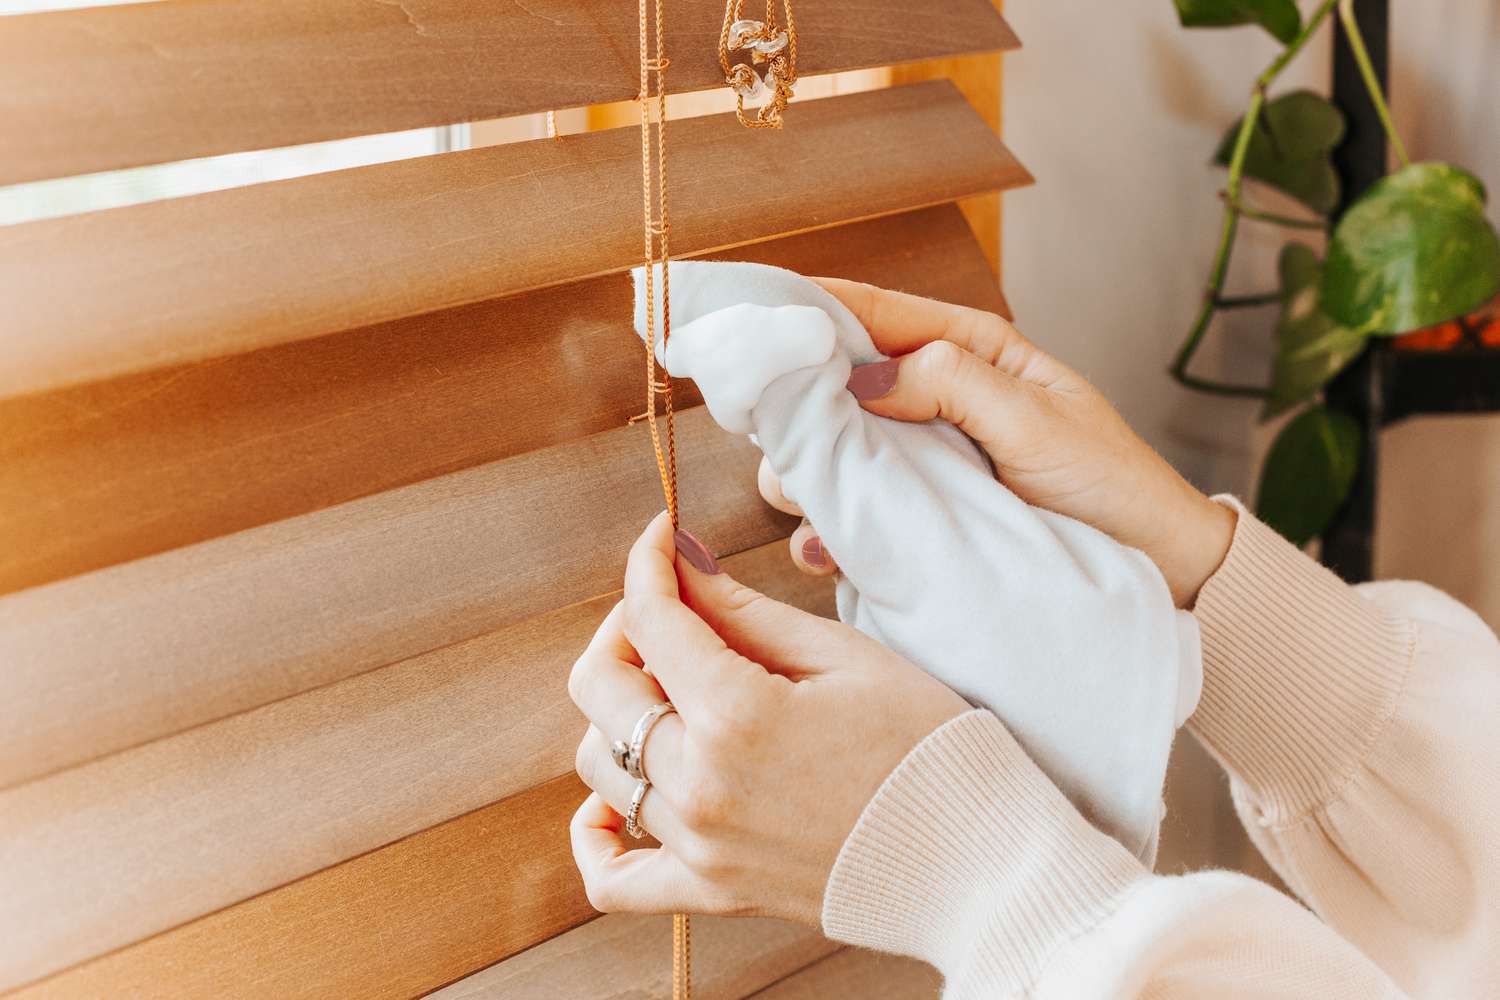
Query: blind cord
xmin=636 ymin=2 xmax=800 ymax=993
xmin=637 ymin=0 xmax=688 ymax=995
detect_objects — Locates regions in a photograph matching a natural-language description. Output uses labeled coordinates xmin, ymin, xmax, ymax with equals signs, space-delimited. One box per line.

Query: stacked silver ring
xmin=624 ymin=781 xmax=651 ymax=840
xmin=610 ymin=702 xmax=676 ymax=839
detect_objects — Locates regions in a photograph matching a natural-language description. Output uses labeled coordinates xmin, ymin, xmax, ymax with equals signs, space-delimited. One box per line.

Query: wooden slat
xmin=0 ymin=204 xmax=1005 ymax=595
xmin=893 ymin=39 xmax=1008 ymax=273
xmin=0 ymin=0 xmax=1020 ymax=185
xmin=2 ymin=544 xmax=835 ymax=996
xmin=0 ymin=407 xmax=796 ymax=791
xmin=0 ymin=80 xmax=1031 ymax=400
xmin=747 ymin=949 xmax=941 ymax=999
xmin=430 ymin=914 xmax=838 ymax=1000
xmin=6 ymin=776 xmax=592 ymax=1000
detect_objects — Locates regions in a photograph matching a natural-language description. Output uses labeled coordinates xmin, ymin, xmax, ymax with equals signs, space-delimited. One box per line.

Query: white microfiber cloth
xmin=634 ymin=261 xmax=1202 ymax=863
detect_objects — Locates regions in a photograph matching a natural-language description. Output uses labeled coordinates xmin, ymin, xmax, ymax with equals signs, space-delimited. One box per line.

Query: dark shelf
xmin=1381 ymin=346 xmax=1500 ymax=423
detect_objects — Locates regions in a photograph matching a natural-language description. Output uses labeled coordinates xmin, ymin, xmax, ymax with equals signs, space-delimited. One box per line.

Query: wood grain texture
xmin=1 ymin=543 xmax=835 ymax=995
xmin=0 ymin=407 xmax=795 ymax=791
xmin=430 ymin=913 xmax=838 ymax=1000
xmin=893 ymin=44 xmax=1007 ymax=274
xmin=0 ymin=80 xmax=1031 ymax=399
xmin=0 ymin=205 xmax=1005 ymax=594
xmin=0 ymin=0 xmax=1019 ymax=185
xmin=746 ymin=948 xmax=941 ymax=998
xmin=5 ymin=776 xmax=593 ymax=1000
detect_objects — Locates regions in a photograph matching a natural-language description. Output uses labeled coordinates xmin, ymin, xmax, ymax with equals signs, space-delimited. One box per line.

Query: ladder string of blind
xmin=637 ymin=0 xmax=686 ymax=991
xmin=636 ymin=0 xmax=798 ymax=994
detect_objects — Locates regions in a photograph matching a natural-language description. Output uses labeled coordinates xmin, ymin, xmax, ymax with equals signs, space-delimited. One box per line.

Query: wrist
xmin=1158 ymin=489 xmax=1237 ymax=609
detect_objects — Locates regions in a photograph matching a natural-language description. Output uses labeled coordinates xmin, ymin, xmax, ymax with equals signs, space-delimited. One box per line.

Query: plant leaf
xmin=1278 ymin=241 xmax=1323 ymax=298
xmin=1263 ymin=243 xmax=1368 ymax=420
xmin=1173 ymin=0 xmax=1302 ymax=44
xmin=1323 ymin=162 xmax=1500 ymax=334
xmin=1255 ymin=405 xmax=1362 ymax=546
xmin=1216 ymin=91 xmax=1344 ymax=215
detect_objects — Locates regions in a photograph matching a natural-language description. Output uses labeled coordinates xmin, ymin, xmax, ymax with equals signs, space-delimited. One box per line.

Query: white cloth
xmin=634 ymin=261 xmax=1201 ymax=861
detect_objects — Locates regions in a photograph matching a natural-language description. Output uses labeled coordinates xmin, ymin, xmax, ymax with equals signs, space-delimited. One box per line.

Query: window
xmin=0 ymin=2 xmax=1026 ymax=995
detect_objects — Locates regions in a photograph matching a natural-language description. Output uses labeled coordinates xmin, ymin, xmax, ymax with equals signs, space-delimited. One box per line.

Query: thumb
xmin=673 ymin=528 xmax=845 ymax=679
xmin=845 ymin=339 xmax=1045 ymax=457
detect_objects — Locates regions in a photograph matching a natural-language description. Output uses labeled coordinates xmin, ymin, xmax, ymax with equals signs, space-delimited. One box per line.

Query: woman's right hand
xmin=761 ymin=278 xmax=1236 ymax=608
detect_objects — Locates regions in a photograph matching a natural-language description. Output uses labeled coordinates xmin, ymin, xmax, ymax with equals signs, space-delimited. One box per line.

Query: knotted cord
xmin=635 ymin=1 xmax=800 ymax=993
xmin=637 ymin=0 xmax=689 ymax=995
xmin=638 ymin=0 xmax=679 ymax=529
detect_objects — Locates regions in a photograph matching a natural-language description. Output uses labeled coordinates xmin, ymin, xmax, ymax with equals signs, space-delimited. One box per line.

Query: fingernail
xmin=674 ymin=529 xmax=722 ymax=575
xmin=801 ymin=536 xmax=828 ymax=568
xmin=846 ymin=359 xmax=900 ymax=401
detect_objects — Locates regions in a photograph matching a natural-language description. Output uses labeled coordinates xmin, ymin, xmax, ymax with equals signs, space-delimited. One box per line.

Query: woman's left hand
xmin=568 ymin=512 xmax=969 ymax=926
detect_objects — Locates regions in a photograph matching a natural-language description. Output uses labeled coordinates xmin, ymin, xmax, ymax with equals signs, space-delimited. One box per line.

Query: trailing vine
xmin=1169 ymin=0 xmax=1500 ymax=543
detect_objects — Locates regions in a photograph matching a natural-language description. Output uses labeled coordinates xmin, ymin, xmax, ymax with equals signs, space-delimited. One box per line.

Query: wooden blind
xmin=0 ymin=1 xmax=1027 ymax=995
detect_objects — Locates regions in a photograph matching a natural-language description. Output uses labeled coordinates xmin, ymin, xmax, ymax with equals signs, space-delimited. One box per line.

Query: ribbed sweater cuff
xmin=1188 ymin=496 xmax=1415 ymax=826
xmin=821 ymin=710 xmax=1146 ymax=998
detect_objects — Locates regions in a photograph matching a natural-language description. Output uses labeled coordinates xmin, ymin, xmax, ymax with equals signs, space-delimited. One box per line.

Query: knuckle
xmin=574 ymin=738 xmax=595 ymax=789
xmin=691 ymin=657 xmax=762 ymax=731
xmin=679 ymin=773 xmax=737 ymax=831
xmin=583 ymin=879 xmax=616 ymax=913
xmin=720 ymin=583 xmax=769 ymax=617
xmin=623 ymin=591 xmax=668 ymax=642
xmin=620 ymin=592 xmax=645 ymax=636
xmin=913 ymin=338 xmax=968 ymax=384
xmin=726 ymin=672 xmax=777 ymax=727
xmin=566 ymin=655 xmax=592 ymax=707
xmin=697 ymin=693 xmax=750 ymax=742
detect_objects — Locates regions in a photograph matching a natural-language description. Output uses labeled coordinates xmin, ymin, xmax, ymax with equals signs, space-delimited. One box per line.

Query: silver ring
xmin=609 ymin=739 xmax=630 ymax=772
xmin=624 ymin=702 xmax=677 ymax=783
xmin=625 ymin=779 xmax=650 ymax=839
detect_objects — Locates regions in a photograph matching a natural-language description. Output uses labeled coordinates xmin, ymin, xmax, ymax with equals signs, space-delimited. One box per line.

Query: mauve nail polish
xmin=674 ymin=529 xmax=722 ymax=575
xmin=846 ymin=359 xmax=900 ymax=401
xmin=802 ymin=536 xmax=828 ymax=568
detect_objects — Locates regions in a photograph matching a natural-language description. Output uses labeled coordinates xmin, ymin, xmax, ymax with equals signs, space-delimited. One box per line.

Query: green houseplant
xmin=1168 ymin=0 xmax=1500 ymax=544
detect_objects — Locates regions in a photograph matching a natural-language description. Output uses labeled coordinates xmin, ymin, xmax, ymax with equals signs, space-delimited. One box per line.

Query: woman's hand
xmin=568 ymin=513 xmax=968 ymax=925
xmin=762 ymin=278 xmax=1236 ymax=608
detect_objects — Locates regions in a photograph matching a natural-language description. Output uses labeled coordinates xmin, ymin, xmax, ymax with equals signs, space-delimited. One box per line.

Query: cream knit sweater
xmin=821 ymin=499 xmax=1500 ymax=998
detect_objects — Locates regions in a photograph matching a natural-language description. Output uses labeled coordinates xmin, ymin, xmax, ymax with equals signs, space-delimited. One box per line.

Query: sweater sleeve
xmin=821 ymin=710 xmax=1405 ymax=998
xmin=1186 ymin=497 xmax=1500 ymax=997
xmin=821 ymin=503 xmax=1500 ymax=998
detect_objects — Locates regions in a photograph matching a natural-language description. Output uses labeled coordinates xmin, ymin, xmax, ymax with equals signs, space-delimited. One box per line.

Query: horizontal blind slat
xmin=0 ymin=0 xmax=1019 ymax=184
xmin=748 ymin=949 xmax=942 ymax=998
xmin=429 ymin=913 xmax=838 ymax=1000
xmin=0 ymin=204 xmax=1004 ymax=594
xmin=7 ymin=776 xmax=593 ymax=1000
xmin=0 ymin=542 xmax=833 ymax=994
xmin=0 ymin=409 xmax=793 ymax=791
xmin=0 ymin=80 xmax=1031 ymax=400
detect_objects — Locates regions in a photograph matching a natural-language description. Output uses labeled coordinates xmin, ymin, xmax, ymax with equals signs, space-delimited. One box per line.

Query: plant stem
xmin=1169 ymin=0 xmax=1340 ymax=397
xmin=1337 ymin=0 xmax=1411 ymax=168
xmin=1173 ymin=371 xmax=1277 ymax=398
xmin=1216 ymin=291 xmax=1283 ymax=308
